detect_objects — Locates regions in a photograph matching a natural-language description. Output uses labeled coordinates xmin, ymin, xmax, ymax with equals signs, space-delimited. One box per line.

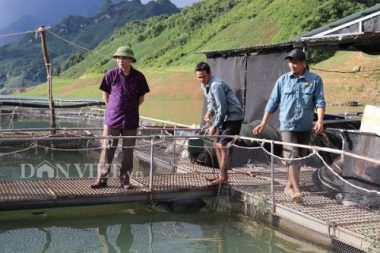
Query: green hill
xmin=0 ymin=0 xmax=179 ymax=92
xmin=61 ymin=0 xmax=374 ymax=76
xmin=18 ymin=0 xmax=380 ymax=124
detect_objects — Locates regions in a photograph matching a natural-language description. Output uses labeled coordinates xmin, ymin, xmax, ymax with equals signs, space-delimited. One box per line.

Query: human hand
xmin=252 ymin=123 xmax=265 ymax=135
xmin=313 ymin=121 xmax=324 ymax=134
xmin=208 ymin=126 xmax=217 ymax=136
xmin=204 ymin=113 xmax=213 ymax=126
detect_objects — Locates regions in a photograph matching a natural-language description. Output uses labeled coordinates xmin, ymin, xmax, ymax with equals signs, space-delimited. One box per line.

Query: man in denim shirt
xmin=253 ymin=49 xmax=326 ymax=203
xmin=195 ymin=62 xmax=243 ymax=185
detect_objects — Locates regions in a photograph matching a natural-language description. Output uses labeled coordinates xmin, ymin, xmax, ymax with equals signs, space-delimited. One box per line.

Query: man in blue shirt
xmin=195 ymin=62 xmax=243 ymax=185
xmin=253 ymin=48 xmax=326 ymax=203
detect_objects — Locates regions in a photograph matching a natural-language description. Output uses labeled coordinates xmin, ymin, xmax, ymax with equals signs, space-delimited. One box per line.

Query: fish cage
xmin=0 ymin=104 xmax=379 ymax=253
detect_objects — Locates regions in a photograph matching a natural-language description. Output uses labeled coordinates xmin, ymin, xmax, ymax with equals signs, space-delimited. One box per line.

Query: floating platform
xmin=0 ymin=133 xmax=378 ymax=253
xmin=0 ymin=166 xmax=378 ymax=252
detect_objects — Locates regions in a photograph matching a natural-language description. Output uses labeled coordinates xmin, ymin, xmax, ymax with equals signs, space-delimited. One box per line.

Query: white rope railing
xmin=316 ymin=151 xmax=379 ymax=194
xmin=0 ymin=133 xmax=378 ymax=162
xmin=0 ymin=29 xmax=36 ymax=40
xmin=0 ymin=128 xmax=379 ymax=194
xmin=46 ymin=29 xmax=109 ymax=59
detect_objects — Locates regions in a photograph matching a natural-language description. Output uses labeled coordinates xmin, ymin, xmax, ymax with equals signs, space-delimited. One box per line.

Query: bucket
xmin=187 ymin=138 xmax=204 ymax=157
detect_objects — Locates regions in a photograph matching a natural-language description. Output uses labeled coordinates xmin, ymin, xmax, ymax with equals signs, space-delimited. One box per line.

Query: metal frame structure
xmin=0 ymin=128 xmax=379 ymax=252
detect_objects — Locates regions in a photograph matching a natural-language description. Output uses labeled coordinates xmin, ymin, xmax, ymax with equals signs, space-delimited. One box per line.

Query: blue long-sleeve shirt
xmin=202 ymin=76 xmax=243 ymax=128
xmin=265 ymin=71 xmax=326 ymax=131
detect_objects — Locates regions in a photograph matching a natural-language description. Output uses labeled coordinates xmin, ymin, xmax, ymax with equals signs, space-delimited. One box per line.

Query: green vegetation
xmin=11 ymin=0 xmax=380 ymax=118
xmin=254 ymin=192 xmax=270 ymax=218
xmin=312 ymin=51 xmax=380 ymax=105
xmin=22 ymin=78 xmax=77 ymax=98
xmin=0 ymin=0 xmax=179 ymax=91
xmin=60 ymin=0 xmax=374 ymax=77
xmin=4 ymin=0 xmax=376 ymax=86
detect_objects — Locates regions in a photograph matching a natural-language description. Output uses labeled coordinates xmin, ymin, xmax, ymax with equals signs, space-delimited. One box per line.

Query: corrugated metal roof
xmin=296 ymin=4 xmax=380 ymax=39
xmin=202 ymin=32 xmax=380 ymax=57
xmin=201 ymin=42 xmax=293 ymax=58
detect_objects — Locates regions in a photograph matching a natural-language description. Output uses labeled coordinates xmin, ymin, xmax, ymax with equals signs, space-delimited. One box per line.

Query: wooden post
xmin=38 ymin=26 xmax=56 ymax=134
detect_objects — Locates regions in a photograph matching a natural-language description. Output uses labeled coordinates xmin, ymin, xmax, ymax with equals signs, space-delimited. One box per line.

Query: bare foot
xmin=121 ymin=184 xmax=134 ymax=190
xmin=283 ymin=187 xmax=294 ymax=198
xmin=205 ymin=175 xmax=219 ymax=182
xmin=292 ymin=192 xmax=303 ymax=204
xmin=208 ymin=177 xmax=228 ymax=186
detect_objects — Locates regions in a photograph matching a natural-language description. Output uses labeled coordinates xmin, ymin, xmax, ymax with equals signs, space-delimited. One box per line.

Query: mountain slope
xmin=0 ymin=15 xmax=42 ymax=46
xmin=18 ymin=0 xmax=379 ymax=124
xmin=61 ymin=0 xmax=374 ymax=76
xmin=0 ymin=0 xmax=179 ymax=92
xmin=0 ymin=0 xmax=104 ymax=30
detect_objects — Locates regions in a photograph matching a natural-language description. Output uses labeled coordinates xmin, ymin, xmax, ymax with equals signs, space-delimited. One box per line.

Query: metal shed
xmin=202 ymin=4 xmax=380 ymax=127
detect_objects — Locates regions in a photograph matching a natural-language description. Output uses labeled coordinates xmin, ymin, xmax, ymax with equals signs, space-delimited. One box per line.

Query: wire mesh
xmin=0 ymin=107 xmax=379 ymax=252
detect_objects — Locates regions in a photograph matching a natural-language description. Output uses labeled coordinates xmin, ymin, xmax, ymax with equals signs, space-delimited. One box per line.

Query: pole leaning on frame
xmin=38 ymin=26 xmax=56 ymax=134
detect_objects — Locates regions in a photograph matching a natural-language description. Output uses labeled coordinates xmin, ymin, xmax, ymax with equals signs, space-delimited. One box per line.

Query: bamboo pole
xmin=37 ymin=26 xmax=56 ymax=134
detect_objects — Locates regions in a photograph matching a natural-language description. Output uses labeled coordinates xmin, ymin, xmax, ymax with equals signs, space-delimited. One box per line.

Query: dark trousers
xmin=98 ymin=125 xmax=137 ymax=178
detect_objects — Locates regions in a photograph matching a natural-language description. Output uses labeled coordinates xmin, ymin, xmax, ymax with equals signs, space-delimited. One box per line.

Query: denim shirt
xmin=265 ymin=71 xmax=326 ymax=131
xmin=202 ymin=76 xmax=243 ymax=128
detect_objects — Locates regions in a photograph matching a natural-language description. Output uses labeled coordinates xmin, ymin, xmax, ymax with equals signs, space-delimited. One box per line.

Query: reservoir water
xmin=0 ymin=203 xmax=336 ymax=253
xmin=0 ymin=110 xmax=344 ymax=252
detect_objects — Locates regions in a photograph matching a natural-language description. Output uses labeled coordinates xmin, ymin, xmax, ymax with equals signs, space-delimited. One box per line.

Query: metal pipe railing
xmin=270 ymin=140 xmax=275 ymax=214
xmin=0 ymin=132 xmax=378 ymax=162
xmin=0 ymin=129 xmax=379 ymax=199
xmin=0 ymin=133 xmax=379 ymax=165
xmin=149 ymin=137 xmax=154 ymax=194
xmin=0 ymin=127 xmax=200 ymax=133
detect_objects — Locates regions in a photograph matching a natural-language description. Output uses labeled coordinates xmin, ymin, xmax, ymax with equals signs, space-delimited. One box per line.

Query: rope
xmin=0 ymin=29 xmax=36 ymax=40
xmin=46 ymin=30 xmax=109 ymax=59
xmin=0 ymin=145 xmax=36 ymax=157
xmin=311 ymin=67 xmax=380 ymax=73
xmin=315 ymin=151 xmax=380 ymax=195
xmin=248 ymin=141 xmax=317 ymax=162
xmin=35 ymin=144 xmax=102 ymax=152
xmin=231 ymin=143 xmax=263 ymax=150
xmin=33 ymin=138 xmax=167 ymax=152
xmin=317 ymin=167 xmax=341 ymax=192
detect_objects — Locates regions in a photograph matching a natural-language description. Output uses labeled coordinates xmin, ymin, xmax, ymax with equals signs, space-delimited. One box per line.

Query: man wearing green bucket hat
xmin=91 ymin=46 xmax=150 ymax=190
xmin=113 ymin=46 xmax=136 ymax=62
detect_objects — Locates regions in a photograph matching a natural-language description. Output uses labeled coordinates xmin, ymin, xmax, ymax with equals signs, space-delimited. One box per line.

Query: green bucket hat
xmin=113 ymin=46 xmax=136 ymax=62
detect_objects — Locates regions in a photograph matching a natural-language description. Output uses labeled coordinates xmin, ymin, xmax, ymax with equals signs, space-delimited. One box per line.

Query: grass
xmin=18 ymin=78 xmax=78 ymax=98
xmin=311 ymin=51 xmax=380 ymax=106
xmin=16 ymin=68 xmax=204 ymax=125
xmin=18 ymin=49 xmax=380 ymax=124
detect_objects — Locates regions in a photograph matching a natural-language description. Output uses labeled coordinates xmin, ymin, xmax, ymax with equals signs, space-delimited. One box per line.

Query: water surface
xmin=0 ymin=204 xmax=336 ymax=253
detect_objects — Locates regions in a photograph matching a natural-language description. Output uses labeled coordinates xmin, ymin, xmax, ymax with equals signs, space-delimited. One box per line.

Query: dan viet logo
xmin=20 ymin=160 xmax=142 ymax=179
